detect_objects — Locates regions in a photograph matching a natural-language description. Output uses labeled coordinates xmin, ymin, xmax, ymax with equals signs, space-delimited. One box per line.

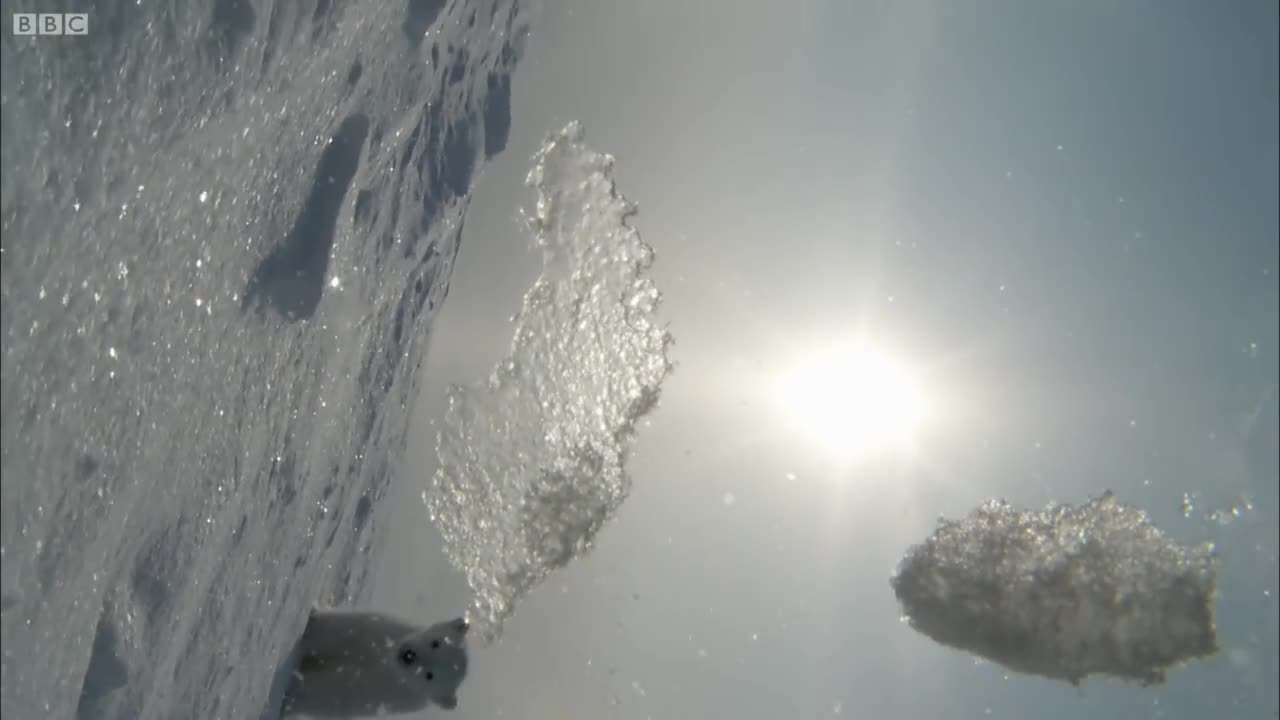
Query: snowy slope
xmin=0 ymin=1 xmax=526 ymax=717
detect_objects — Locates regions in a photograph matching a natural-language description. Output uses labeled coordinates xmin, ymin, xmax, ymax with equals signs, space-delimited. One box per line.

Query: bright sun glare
xmin=775 ymin=343 xmax=929 ymax=462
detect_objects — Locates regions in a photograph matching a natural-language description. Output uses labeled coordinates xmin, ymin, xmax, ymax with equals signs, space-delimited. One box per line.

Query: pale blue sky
xmin=377 ymin=2 xmax=1278 ymax=717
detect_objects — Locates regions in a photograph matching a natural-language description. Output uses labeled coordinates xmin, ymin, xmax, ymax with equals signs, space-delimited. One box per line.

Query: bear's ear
xmin=437 ymin=694 xmax=458 ymax=710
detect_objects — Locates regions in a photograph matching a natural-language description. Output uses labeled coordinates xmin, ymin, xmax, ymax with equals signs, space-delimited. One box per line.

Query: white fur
xmin=281 ymin=608 xmax=470 ymax=717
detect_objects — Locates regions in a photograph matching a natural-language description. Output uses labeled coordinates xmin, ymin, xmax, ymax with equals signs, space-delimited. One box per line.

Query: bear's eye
xmin=430 ymin=640 xmax=441 ymax=649
xmin=399 ymin=649 xmax=416 ymax=665
xmin=425 ymin=672 xmax=434 ymax=682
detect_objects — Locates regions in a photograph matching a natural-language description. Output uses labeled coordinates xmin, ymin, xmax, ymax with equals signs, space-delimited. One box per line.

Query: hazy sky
xmin=374 ymin=1 xmax=1278 ymax=718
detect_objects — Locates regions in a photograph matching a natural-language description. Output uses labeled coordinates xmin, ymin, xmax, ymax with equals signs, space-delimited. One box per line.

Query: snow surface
xmin=1 ymin=1 xmax=526 ymax=717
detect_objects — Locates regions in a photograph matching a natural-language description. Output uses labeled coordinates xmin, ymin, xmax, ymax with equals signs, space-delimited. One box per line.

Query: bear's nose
xmin=455 ymin=617 xmax=470 ymax=634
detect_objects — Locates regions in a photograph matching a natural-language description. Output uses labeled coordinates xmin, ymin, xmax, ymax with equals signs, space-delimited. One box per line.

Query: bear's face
xmin=394 ymin=617 xmax=470 ymax=710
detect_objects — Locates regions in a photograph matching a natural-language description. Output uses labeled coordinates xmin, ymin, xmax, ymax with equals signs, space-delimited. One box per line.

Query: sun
xmin=774 ymin=342 xmax=929 ymax=462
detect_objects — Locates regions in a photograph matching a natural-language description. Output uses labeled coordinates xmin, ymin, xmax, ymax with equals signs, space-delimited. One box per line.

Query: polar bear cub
xmin=282 ymin=608 xmax=470 ymax=717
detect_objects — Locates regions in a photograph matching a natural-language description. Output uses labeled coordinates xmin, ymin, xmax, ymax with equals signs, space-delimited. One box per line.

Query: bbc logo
xmin=12 ymin=13 xmax=89 ymax=36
